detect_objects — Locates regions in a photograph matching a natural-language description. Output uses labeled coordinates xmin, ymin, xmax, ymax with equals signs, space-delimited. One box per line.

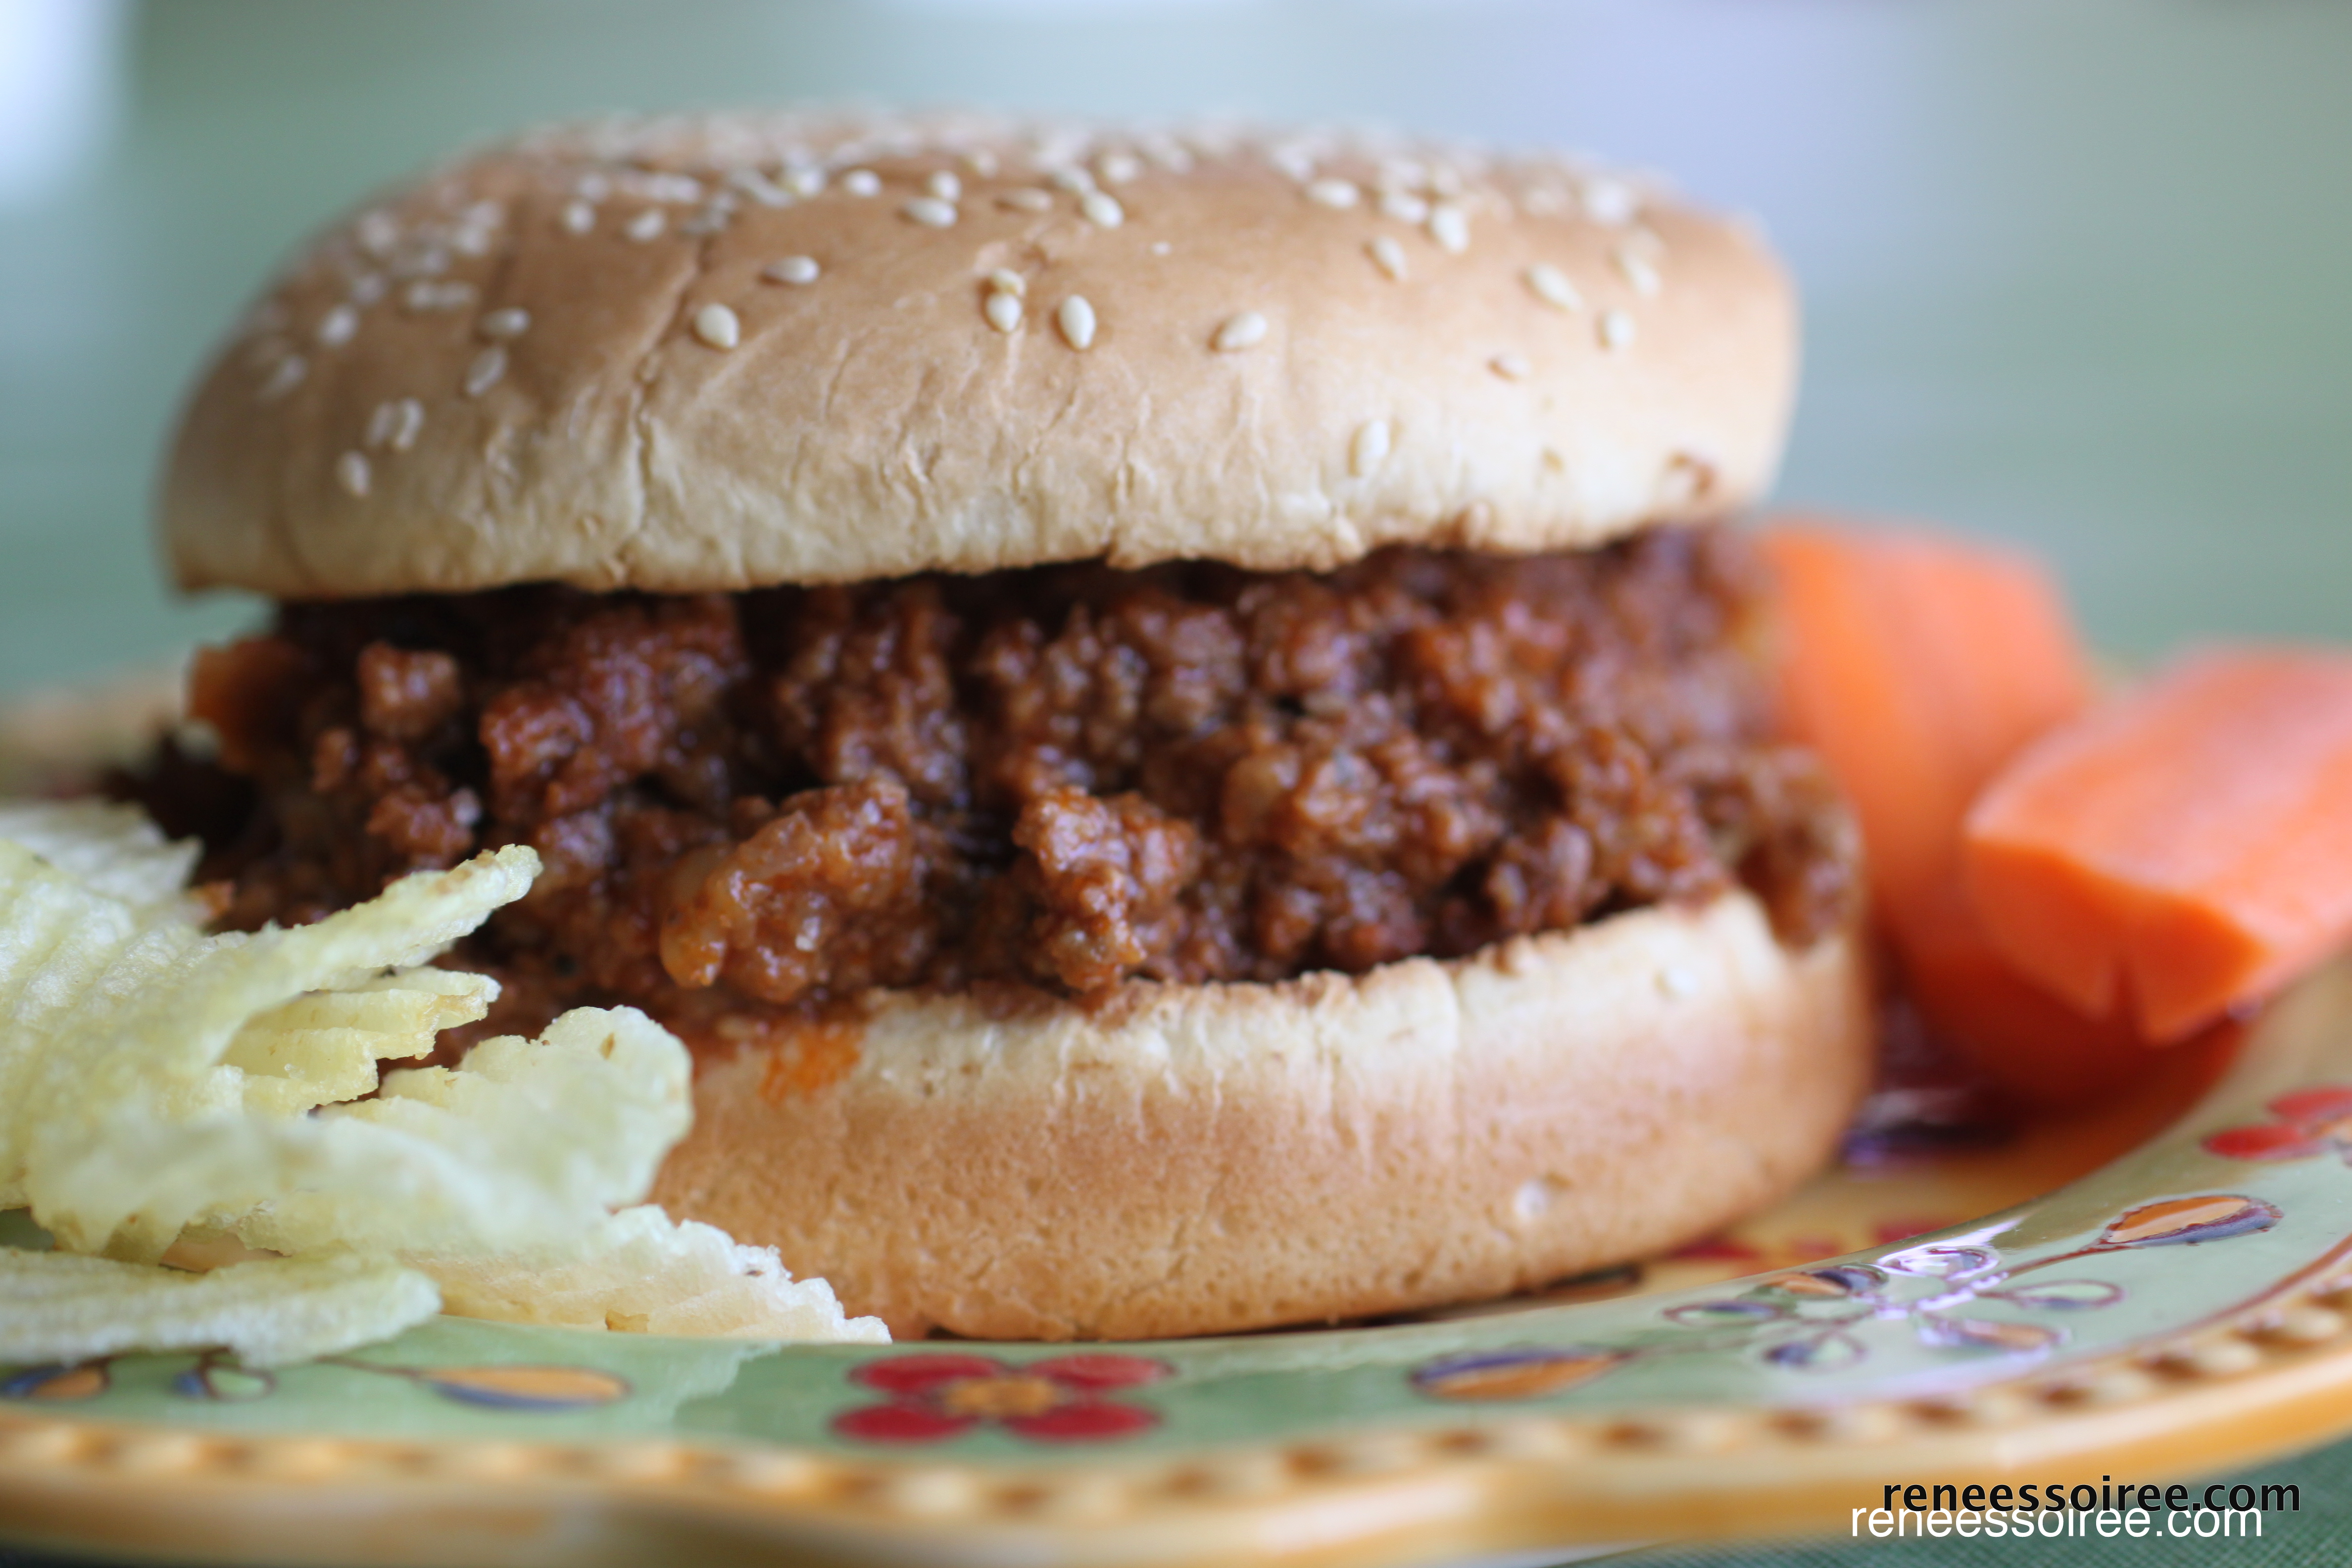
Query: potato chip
xmin=0 ymin=808 xmax=884 ymax=1356
xmin=3 ymin=845 xmax=540 ymax=1255
xmin=224 ymin=968 xmax=498 ymax=1114
xmin=0 ymin=1248 xmax=439 ymax=1368
xmin=215 ymin=1006 xmax=691 ymax=1258
xmin=0 ymin=799 xmax=200 ymax=913
xmin=411 ymin=1204 xmax=888 ymax=1342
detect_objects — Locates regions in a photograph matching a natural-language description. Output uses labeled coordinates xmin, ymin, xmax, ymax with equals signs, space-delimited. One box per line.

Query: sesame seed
xmin=1149 ymin=240 xmax=1171 ymax=255
xmin=1490 ymin=353 xmax=1531 ymax=380
xmin=1097 ymin=150 xmax=1142 ymax=185
xmin=901 ymin=196 xmax=957 ymax=228
xmin=390 ymin=244 xmax=450 ymax=281
xmin=257 ymin=355 xmax=306 ymax=401
xmin=1378 ymin=191 xmax=1430 ymax=224
xmin=1271 ymin=146 xmax=1317 ymax=183
xmin=927 ymin=170 xmax=962 ymax=202
xmin=965 ymin=149 xmax=1000 ymax=177
xmin=316 ymin=304 xmax=359 ymax=347
xmin=335 ymin=450 xmax=371 ymax=497
xmin=692 ymin=302 xmax=742 ymax=349
xmin=403 ymin=279 xmax=476 ymax=312
xmin=787 ymin=166 xmax=830 ymax=198
xmin=355 ymin=210 xmax=398 ymax=257
xmin=1080 ymin=191 xmax=1124 ymax=228
xmin=1048 ymin=166 xmax=1096 ymax=194
xmin=1212 ymin=311 xmax=1269 ymax=352
xmin=560 ymin=199 xmax=595 ymax=235
xmin=636 ymin=173 xmax=703 ymax=204
xmin=1428 ymin=203 xmax=1470 ymax=254
xmin=986 ymin=268 xmax=1026 ymax=297
xmin=763 ymin=255 xmax=820 ymax=285
xmin=840 ymin=169 xmax=880 ymax=196
xmin=1032 ymin=131 xmax=1083 ymax=169
xmin=365 ymin=397 xmax=423 ymax=451
xmin=574 ymin=172 xmax=611 ymax=201
xmin=984 ymin=291 xmax=1023 ymax=333
xmin=1598 ymin=309 xmax=1636 ymax=350
xmin=347 ymin=273 xmax=387 ymax=306
xmin=625 ymin=208 xmax=666 ymax=243
xmin=1368 ymin=236 xmax=1408 ymax=281
xmin=241 ymin=334 xmax=289 ymax=376
xmin=1520 ymin=187 xmax=1569 ymax=217
xmin=1656 ymin=965 xmax=1700 ymax=999
xmin=1350 ymin=419 xmax=1390 ymax=477
xmin=1525 ymin=263 xmax=1583 ymax=312
xmin=998 ymin=188 xmax=1054 ymax=212
xmin=464 ymin=345 xmax=506 ymax=396
xmin=1583 ymin=178 xmax=1638 ymax=226
xmin=1614 ymin=247 xmax=1662 ymax=297
xmin=451 ymin=224 xmax=494 ymax=258
xmin=728 ymin=168 xmax=794 ymax=207
xmin=1056 ymin=294 xmax=1097 ymax=350
xmin=1305 ymin=178 xmax=1360 ymax=209
xmin=1429 ymin=163 xmax=1465 ymax=198
xmin=479 ymin=307 xmax=530 ymax=339
xmin=679 ymin=201 xmax=734 ymax=237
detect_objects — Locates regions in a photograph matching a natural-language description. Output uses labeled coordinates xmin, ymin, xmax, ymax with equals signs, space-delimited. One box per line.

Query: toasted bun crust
xmin=650 ymin=889 xmax=1868 ymax=1340
xmin=164 ymin=112 xmax=1797 ymax=598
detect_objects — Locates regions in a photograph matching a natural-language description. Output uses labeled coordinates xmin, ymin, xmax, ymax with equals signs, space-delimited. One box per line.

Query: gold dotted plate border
xmin=8 ymin=1263 xmax=2352 ymax=1568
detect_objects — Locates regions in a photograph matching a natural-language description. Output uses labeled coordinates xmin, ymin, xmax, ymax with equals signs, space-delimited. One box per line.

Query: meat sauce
xmin=154 ymin=529 xmax=1858 ymax=1050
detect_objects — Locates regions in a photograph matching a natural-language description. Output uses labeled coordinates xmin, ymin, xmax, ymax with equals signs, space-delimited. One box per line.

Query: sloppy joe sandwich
xmin=148 ymin=111 xmax=1871 ymax=1339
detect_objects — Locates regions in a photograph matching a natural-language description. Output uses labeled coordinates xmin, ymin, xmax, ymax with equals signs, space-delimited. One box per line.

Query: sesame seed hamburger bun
xmin=151 ymin=111 xmax=1868 ymax=1340
xmin=162 ymin=112 xmax=1797 ymax=596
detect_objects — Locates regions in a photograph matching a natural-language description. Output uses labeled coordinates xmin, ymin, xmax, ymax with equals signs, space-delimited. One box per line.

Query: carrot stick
xmin=1760 ymin=520 xmax=2117 ymax=1103
xmin=1963 ymin=648 xmax=2352 ymax=1042
xmin=1760 ymin=523 xmax=2091 ymax=930
xmin=1895 ymin=882 xmax=2153 ymax=1107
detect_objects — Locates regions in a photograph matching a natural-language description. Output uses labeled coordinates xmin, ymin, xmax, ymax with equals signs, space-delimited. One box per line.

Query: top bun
xmin=163 ymin=111 xmax=1798 ymax=598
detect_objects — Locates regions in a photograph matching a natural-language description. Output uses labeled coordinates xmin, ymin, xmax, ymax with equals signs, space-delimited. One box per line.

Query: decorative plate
xmin=11 ymin=947 xmax=2352 ymax=1568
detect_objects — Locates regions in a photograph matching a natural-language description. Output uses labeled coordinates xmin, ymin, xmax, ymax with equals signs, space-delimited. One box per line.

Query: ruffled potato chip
xmin=0 ymin=798 xmax=200 ymax=913
xmin=215 ymin=1006 xmax=691 ymax=1258
xmin=0 ymin=799 xmax=884 ymax=1358
xmin=411 ymin=1204 xmax=887 ymax=1342
xmin=223 ymin=968 xmax=499 ymax=1114
xmin=2 ymin=840 xmax=539 ymax=1254
xmin=0 ymin=1248 xmax=438 ymax=1368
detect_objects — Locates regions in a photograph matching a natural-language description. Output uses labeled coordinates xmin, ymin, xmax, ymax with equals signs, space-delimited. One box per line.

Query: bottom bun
xmin=651 ymin=889 xmax=1870 ymax=1340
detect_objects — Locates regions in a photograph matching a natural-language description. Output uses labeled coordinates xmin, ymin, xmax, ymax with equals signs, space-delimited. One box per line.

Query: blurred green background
xmin=1 ymin=0 xmax=2349 ymax=695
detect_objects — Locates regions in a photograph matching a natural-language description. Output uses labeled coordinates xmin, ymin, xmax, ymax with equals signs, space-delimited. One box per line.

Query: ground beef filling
xmin=158 ymin=529 xmax=1858 ymax=1049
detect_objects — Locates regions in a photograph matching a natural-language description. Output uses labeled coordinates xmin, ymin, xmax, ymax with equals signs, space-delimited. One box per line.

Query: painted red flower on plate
xmin=2204 ymin=1086 xmax=2352 ymax=1163
xmin=832 ymin=1353 xmax=1173 ymax=1444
